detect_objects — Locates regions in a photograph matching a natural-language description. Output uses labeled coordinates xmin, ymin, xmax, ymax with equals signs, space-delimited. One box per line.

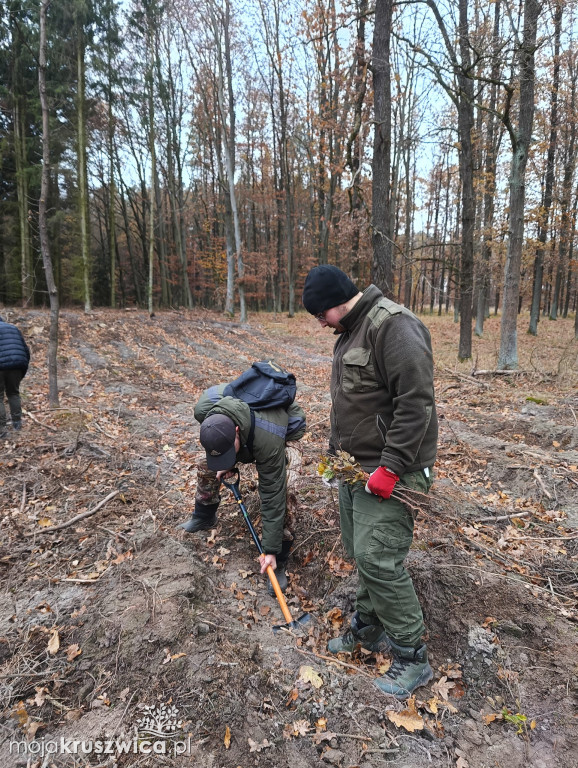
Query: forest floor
xmin=0 ymin=306 xmax=577 ymax=768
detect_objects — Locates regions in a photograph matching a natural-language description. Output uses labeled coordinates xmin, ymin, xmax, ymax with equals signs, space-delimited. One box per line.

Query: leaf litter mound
xmin=0 ymin=308 xmax=577 ymax=768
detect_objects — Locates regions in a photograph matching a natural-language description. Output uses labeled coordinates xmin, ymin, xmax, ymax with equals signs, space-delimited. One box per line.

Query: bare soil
xmin=0 ymin=308 xmax=577 ymax=768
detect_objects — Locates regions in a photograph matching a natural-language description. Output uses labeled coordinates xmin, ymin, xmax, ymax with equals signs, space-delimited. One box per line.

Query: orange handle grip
xmin=265 ymin=564 xmax=293 ymax=624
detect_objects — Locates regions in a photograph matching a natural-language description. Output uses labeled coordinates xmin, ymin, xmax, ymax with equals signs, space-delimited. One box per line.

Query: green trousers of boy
xmin=338 ymin=469 xmax=432 ymax=648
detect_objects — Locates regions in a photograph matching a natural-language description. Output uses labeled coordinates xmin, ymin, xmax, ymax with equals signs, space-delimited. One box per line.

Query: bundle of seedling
xmin=317 ymin=451 xmax=432 ymax=518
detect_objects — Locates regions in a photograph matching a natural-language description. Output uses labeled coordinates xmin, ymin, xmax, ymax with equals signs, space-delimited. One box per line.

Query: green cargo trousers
xmin=338 ymin=468 xmax=433 ymax=648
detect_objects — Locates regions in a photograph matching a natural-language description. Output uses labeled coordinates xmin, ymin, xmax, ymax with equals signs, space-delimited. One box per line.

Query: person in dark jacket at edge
xmin=0 ymin=316 xmax=31 ymax=438
xmin=179 ymin=383 xmax=307 ymax=595
xmin=302 ymin=265 xmax=438 ymax=700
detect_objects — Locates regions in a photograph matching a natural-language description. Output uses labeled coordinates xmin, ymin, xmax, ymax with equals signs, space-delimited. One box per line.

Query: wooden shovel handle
xmin=265 ymin=564 xmax=293 ymax=624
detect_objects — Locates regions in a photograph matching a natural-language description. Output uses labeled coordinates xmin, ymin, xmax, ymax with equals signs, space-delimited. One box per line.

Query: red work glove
xmin=365 ymin=467 xmax=399 ymax=499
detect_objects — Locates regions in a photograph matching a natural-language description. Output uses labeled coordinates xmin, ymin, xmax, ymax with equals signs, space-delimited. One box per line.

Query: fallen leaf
xmin=26 ymin=721 xmax=45 ymax=739
xmin=312 ymin=730 xmax=337 ymax=744
xmin=328 ymin=556 xmax=354 ymax=577
xmin=432 ymin=676 xmax=456 ymax=701
xmin=259 ymin=605 xmax=271 ymax=616
xmin=224 ymin=726 xmax=231 ymax=749
xmin=456 ymin=757 xmax=469 ymax=768
xmin=34 ymin=687 xmax=48 ymax=707
xmin=387 ymin=709 xmax=424 ymax=732
xmin=301 ymin=550 xmax=315 ymax=566
xmin=47 ymin=629 xmax=60 ymax=655
xmin=482 ymin=713 xmax=500 ymax=725
xmin=325 ymin=607 xmax=343 ymax=631
xmin=171 ymin=652 xmax=186 ymax=661
xmin=248 ymin=737 xmax=271 ymax=752
xmin=299 ymin=665 xmax=323 ymax=689
xmin=291 ymin=719 xmax=310 ymax=737
xmin=386 ymin=697 xmax=424 ymax=732
xmin=451 ymin=681 xmax=467 ymax=698
xmin=376 ymin=653 xmax=391 ymax=674
xmin=66 ymin=644 xmax=82 ymax=661
xmin=38 ymin=518 xmax=53 ymax=527
xmin=112 ymin=550 xmax=133 ymax=565
xmin=12 ymin=702 xmax=29 ymax=727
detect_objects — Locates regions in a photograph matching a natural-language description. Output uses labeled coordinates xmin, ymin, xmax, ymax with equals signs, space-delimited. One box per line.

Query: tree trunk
xmin=108 ymin=84 xmax=117 ymax=308
xmin=14 ymin=97 xmax=33 ymax=307
xmin=475 ymin=0 xmax=502 ymax=337
xmin=39 ymin=0 xmax=59 ymax=406
xmin=346 ymin=0 xmax=368 ymax=275
xmin=9 ymin=11 xmax=33 ymax=306
xmin=528 ymin=0 xmax=561 ymax=334
xmin=212 ymin=0 xmax=245 ymax=320
xmin=77 ymin=31 xmax=91 ymax=312
xmin=498 ymin=0 xmax=541 ymax=370
xmin=147 ymin=52 xmax=156 ymax=317
xmin=371 ymin=0 xmax=394 ymax=295
xmin=550 ymin=67 xmax=576 ymax=321
xmin=455 ymin=0 xmax=475 ymax=360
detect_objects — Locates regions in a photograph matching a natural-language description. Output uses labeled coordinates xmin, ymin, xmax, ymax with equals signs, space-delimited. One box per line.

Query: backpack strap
xmin=246 ymin=409 xmax=256 ymax=453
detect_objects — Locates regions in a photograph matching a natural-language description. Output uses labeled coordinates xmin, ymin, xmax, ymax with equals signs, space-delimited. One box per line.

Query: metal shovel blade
xmin=272 ymin=611 xmax=313 ymax=634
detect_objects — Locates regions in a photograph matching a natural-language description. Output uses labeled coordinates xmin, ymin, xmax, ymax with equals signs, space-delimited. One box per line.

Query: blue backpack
xmin=223 ymin=360 xmax=296 ymax=410
xmin=222 ymin=361 xmax=299 ymax=451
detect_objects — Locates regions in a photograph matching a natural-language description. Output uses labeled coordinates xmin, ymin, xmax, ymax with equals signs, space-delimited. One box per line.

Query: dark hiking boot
xmin=267 ymin=562 xmax=288 ymax=596
xmin=374 ymin=640 xmax=433 ymax=700
xmin=327 ymin=612 xmax=391 ymax=655
xmin=179 ymin=502 xmax=218 ymax=533
xmin=12 ymin=421 xmax=22 ymax=431
xmin=180 ymin=514 xmax=217 ymax=532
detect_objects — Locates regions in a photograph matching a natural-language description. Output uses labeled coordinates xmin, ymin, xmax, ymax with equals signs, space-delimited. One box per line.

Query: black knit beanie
xmin=302 ymin=265 xmax=359 ymax=315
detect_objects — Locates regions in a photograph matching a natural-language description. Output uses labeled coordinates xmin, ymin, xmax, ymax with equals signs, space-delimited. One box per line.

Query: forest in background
xmin=1 ymin=0 xmax=578 ymax=363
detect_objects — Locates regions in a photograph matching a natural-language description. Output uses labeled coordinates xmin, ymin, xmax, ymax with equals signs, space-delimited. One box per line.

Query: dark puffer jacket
xmin=0 ymin=319 xmax=30 ymax=373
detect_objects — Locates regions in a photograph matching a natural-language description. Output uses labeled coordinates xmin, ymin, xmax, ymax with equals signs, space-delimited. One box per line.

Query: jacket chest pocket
xmin=342 ymin=347 xmax=379 ymax=392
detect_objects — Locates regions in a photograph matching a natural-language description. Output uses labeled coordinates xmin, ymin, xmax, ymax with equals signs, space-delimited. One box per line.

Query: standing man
xmin=0 ymin=316 xmax=30 ymax=438
xmin=302 ymin=265 xmax=438 ymax=700
xmin=179 ymin=379 xmax=306 ymax=594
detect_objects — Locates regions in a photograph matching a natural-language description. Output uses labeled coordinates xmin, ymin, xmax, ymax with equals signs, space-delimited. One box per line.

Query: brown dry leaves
xmin=386 ymin=696 xmax=424 ymax=732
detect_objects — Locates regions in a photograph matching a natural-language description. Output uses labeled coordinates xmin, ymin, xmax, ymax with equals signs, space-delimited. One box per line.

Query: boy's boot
xmin=179 ymin=502 xmax=219 ymax=533
xmin=327 ymin=612 xmax=391 ymax=654
xmin=374 ymin=639 xmax=433 ymax=700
